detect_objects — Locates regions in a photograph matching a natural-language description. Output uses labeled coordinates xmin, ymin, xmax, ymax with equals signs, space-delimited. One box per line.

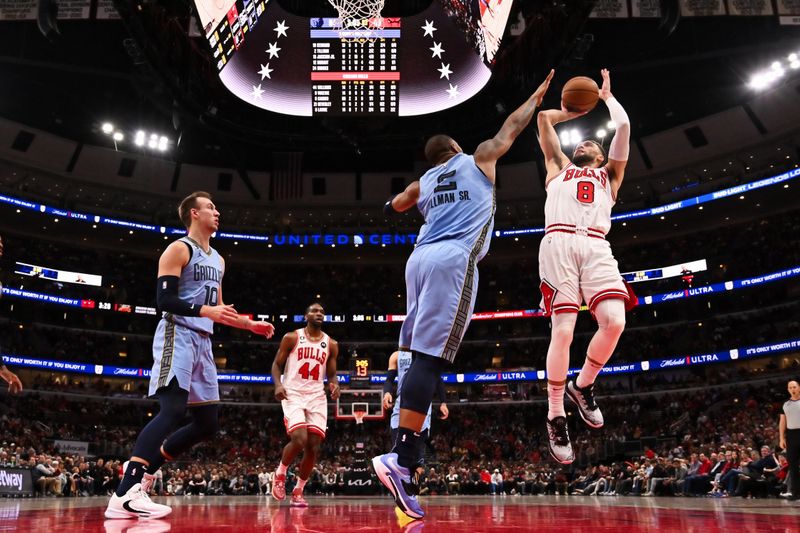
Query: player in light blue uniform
xmin=107 ymin=192 xmax=275 ymax=520
xmin=382 ymin=350 xmax=448 ymax=467
xmin=372 ymin=70 xmax=555 ymax=520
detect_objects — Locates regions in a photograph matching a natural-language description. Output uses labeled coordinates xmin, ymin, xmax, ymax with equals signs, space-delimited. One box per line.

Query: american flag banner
xmin=270 ymin=151 xmax=303 ymax=200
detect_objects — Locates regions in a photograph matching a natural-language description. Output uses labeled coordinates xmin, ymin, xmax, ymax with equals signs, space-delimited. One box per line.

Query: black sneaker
xmin=546 ymin=416 xmax=575 ymax=464
xmin=566 ymin=380 xmax=604 ymax=428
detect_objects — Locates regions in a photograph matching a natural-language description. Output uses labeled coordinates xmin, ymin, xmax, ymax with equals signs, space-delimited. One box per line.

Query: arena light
xmin=112 ymin=131 xmax=124 ymax=142
xmin=596 ymin=129 xmax=607 ymax=139
xmin=606 ymin=120 xmax=616 ymax=130
xmin=101 ymin=122 xmax=114 ymax=134
xmin=559 ymin=131 xmax=571 ymax=145
xmin=569 ymin=129 xmax=581 ymax=145
xmin=135 ymin=130 xmax=145 ymax=146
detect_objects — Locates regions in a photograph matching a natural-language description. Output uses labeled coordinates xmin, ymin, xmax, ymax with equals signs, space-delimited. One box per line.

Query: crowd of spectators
xmin=1 ymin=376 xmax=796 ymax=499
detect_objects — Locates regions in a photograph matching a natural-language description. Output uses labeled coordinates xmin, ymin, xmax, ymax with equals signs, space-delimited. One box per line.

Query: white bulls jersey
xmin=282 ymin=329 xmax=329 ymax=399
xmin=544 ymin=163 xmax=614 ymax=236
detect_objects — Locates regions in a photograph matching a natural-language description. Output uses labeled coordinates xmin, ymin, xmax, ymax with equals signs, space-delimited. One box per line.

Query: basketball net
xmin=327 ymin=0 xmax=385 ymax=40
xmin=353 ymin=409 xmax=367 ymax=425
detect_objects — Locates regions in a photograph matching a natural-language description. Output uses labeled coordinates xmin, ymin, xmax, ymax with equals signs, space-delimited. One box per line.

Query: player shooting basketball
xmin=536 ymin=69 xmax=632 ymax=464
xmin=372 ymin=70 xmax=555 ymax=520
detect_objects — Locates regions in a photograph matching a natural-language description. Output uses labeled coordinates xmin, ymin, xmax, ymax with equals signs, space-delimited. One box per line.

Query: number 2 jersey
xmin=282 ymin=329 xmax=330 ymax=399
xmin=165 ymin=236 xmax=223 ymax=335
xmin=415 ymin=152 xmax=495 ymax=261
xmin=544 ymin=163 xmax=614 ymax=235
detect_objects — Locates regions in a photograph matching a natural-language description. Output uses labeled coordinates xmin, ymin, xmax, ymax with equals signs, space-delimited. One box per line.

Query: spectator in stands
xmin=445 ymin=466 xmax=460 ymax=494
xmin=187 ymin=473 xmax=207 ymax=496
xmin=32 ymin=455 xmax=61 ymax=496
xmin=779 ymin=379 xmax=800 ymax=500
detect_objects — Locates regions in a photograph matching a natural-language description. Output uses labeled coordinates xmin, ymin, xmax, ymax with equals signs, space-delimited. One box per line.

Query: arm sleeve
xmin=436 ymin=377 xmax=446 ymax=404
xmin=382 ymin=369 xmax=398 ymax=395
xmin=157 ymin=275 xmax=202 ymax=317
xmin=606 ymin=97 xmax=630 ymax=161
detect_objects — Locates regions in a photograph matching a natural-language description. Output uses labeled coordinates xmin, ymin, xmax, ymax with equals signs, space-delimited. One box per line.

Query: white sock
xmin=276 ymin=463 xmax=288 ymax=477
xmin=295 ymin=478 xmax=307 ymax=492
xmin=546 ymin=312 xmax=576 ymax=420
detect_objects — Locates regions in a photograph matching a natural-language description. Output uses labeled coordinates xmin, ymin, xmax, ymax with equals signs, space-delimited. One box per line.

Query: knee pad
xmin=595 ymin=299 xmax=626 ymax=335
xmin=399 ymin=352 xmax=446 ymax=414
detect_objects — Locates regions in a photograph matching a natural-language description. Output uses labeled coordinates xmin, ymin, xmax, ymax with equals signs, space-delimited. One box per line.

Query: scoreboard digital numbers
xmin=349 ymin=355 xmax=372 ymax=388
xmin=311 ymin=18 xmax=400 ymax=116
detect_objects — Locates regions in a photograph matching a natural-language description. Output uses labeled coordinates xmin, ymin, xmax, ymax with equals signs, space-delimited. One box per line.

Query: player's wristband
xmin=383 ymin=196 xmax=400 ymax=216
xmin=157 ymin=275 xmax=202 ymax=317
xmin=382 ymin=369 xmax=398 ymax=395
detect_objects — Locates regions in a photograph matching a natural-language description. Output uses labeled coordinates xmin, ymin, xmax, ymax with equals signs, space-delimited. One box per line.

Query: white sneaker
xmin=122 ymin=461 xmax=159 ymax=494
xmin=105 ymin=483 xmax=172 ymax=519
xmin=546 ymin=416 xmax=575 ymax=464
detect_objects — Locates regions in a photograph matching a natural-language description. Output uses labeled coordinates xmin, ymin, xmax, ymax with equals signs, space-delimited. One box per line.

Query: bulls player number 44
xmin=298 ymin=362 xmax=321 ymax=381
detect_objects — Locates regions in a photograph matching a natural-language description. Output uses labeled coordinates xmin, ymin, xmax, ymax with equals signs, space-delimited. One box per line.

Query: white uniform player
xmin=281 ymin=328 xmax=331 ymax=438
xmin=539 ymin=162 xmax=629 ymax=317
xmin=536 ymin=69 xmax=632 ymax=465
xmin=271 ymin=303 xmax=340 ymax=507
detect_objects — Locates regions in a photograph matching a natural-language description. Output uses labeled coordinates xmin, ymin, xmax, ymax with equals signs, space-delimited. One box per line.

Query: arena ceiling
xmin=0 ymin=0 xmax=797 ymax=174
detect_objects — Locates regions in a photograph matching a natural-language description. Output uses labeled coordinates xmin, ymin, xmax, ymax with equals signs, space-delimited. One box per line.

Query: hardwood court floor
xmin=2 ymin=494 xmax=800 ymax=532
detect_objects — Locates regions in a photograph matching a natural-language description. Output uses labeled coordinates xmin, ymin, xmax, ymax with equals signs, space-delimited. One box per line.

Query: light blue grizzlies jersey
xmin=165 ymin=236 xmax=223 ymax=334
xmin=416 ymin=152 xmax=496 ymax=260
xmin=391 ymin=350 xmax=433 ymax=431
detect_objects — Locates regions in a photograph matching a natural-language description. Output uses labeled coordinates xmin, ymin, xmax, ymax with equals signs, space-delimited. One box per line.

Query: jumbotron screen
xmin=193 ymin=0 xmax=515 ymax=116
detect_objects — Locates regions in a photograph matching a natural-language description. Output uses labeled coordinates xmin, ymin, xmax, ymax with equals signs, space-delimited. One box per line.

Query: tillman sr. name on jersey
xmin=297 ymin=346 xmax=327 ymax=364
xmin=430 ymin=189 xmax=472 ymax=208
xmin=193 ymin=264 xmax=222 ymax=282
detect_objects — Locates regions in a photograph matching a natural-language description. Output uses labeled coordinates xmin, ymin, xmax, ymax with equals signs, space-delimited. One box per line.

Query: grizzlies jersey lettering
xmin=166 ymin=237 xmax=223 ymax=334
xmin=391 ymin=350 xmax=433 ymax=431
xmin=545 ymin=163 xmax=614 ymax=235
xmin=283 ymin=329 xmax=329 ymax=399
xmin=416 ymin=152 xmax=496 ymax=260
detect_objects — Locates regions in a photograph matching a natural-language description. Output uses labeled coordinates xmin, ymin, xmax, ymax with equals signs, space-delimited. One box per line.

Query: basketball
xmin=561 ymin=76 xmax=599 ymax=113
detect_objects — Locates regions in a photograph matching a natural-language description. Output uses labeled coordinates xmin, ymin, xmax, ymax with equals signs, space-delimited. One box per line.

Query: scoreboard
xmin=201 ymin=0 xmax=516 ymax=117
xmin=311 ymin=18 xmax=400 ymax=116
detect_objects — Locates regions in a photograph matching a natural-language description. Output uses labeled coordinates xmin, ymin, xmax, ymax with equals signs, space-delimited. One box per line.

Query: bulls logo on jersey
xmin=321 ymin=341 xmax=327 ymax=348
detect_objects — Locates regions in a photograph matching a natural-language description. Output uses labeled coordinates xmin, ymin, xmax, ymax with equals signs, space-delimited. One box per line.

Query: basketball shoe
xmin=122 ymin=461 xmax=159 ymax=494
xmin=104 ymin=483 xmax=172 ymax=519
xmin=272 ymin=474 xmax=286 ymax=501
xmin=546 ymin=416 xmax=575 ymax=464
xmin=372 ymin=453 xmax=424 ymax=519
xmin=566 ymin=380 xmax=604 ymax=428
xmin=290 ymin=488 xmax=308 ymax=507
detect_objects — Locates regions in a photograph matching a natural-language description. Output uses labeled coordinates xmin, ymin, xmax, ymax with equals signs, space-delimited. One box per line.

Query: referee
xmin=0 ymin=235 xmax=24 ymax=394
xmin=779 ymin=379 xmax=800 ymax=500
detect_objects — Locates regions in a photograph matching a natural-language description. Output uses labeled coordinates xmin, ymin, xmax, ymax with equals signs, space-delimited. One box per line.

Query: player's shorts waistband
xmin=545 ymin=224 xmax=606 ymax=240
xmin=163 ymin=316 xmax=211 ymax=337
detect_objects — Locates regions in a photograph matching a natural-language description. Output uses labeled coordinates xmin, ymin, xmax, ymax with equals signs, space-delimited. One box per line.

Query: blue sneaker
xmin=372 ymin=453 xmax=425 ymax=519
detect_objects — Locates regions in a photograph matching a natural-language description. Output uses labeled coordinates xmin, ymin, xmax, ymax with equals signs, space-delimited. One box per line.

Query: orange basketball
xmin=561 ymin=76 xmax=599 ymax=113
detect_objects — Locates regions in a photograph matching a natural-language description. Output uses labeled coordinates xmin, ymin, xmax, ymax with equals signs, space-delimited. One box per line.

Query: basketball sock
xmin=130 ymin=379 xmax=187 ymax=471
xmin=547 ymin=380 xmax=567 ymax=420
xmin=546 ymin=313 xmax=576 ymax=420
xmin=577 ymin=299 xmax=625 ymax=388
xmin=161 ymin=403 xmax=220 ymax=459
xmin=392 ymin=427 xmax=423 ymax=470
xmin=276 ymin=462 xmax=288 ymax=477
xmin=115 ymin=460 xmax=147 ymax=497
xmin=295 ymin=478 xmax=307 ymax=492
xmin=146 ymin=447 xmax=169 ymax=474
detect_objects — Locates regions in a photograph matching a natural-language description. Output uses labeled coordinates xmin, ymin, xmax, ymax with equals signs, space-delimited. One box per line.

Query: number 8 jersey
xmin=544 ymin=163 xmax=614 ymax=235
xmin=283 ymin=329 xmax=329 ymax=399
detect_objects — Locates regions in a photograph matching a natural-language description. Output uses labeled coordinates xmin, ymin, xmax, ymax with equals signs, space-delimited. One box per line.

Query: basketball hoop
xmin=327 ymin=0 xmax=386 ymax=40
xmin=353 ymin=409 xmax=367 ymax=425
